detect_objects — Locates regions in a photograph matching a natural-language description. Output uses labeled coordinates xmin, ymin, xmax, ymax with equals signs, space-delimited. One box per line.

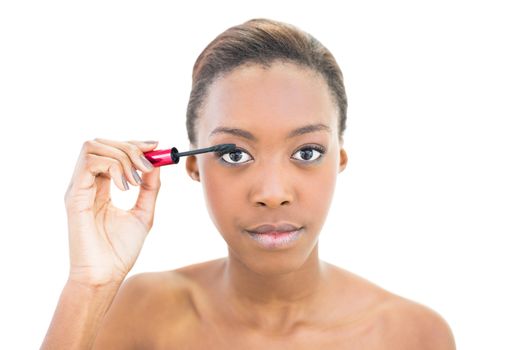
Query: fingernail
xmin=143 ymin=140 xmax=158 ymax=144
xmin=131 ymin=168 xmax=142 ymax=184
xmin=141 ymin=155 xmax=154 ymax=169
xmin=122 ymin=174 xmax=129 ymax=190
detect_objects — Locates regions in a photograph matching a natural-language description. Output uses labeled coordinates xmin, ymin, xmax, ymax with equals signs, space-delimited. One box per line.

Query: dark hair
xmin=186 ymin=18 xmax=347 ymax=146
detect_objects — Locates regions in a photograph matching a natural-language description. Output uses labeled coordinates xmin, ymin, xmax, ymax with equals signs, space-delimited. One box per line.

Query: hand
xmin=64 ymin=138 xmax=161 ymax=287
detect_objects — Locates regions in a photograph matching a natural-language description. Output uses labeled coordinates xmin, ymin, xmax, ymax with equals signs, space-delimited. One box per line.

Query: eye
xmin=291 ymin=145 xmax=325 ymax=163
xmin=215 ymin=148 xmax=253 ymax=166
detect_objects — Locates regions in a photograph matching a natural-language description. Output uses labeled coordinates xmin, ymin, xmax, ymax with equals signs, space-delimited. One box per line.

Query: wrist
xmin=68 ymin=266 xmax=128 ymax=290
xmin=67 ymin=275 xmax=124 ymax=291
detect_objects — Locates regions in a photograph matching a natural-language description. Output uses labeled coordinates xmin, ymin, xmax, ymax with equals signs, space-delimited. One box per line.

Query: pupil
xmin=230 ymin=151 xmax=242 ymax=162
xmin=301 ymin=149 xmax=313 ymax=160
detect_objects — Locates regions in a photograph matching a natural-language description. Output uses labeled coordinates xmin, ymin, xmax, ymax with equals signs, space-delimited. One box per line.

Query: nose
xmin=250 ymin=164 xmax=294 ymax=208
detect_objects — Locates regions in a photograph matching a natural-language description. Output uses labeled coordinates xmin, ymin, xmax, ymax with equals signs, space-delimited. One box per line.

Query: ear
xmin=185 ymin=155 xmax=200 ymax=182
xmin=338 ymin=147 xmax=348 ymax=173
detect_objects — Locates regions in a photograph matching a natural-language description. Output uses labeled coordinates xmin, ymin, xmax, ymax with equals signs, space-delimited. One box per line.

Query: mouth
xmin=245 ymin=222 xmax=302 ymax=235
xmin=243 ymin=226 xmax=305 ymax=250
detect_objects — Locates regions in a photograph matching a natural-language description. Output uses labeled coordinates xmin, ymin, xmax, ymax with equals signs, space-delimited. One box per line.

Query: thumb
xmin=131 ymin=166 xmax=161 ymax=231
xmin=128 ymin=140 xmax=161 ymax=230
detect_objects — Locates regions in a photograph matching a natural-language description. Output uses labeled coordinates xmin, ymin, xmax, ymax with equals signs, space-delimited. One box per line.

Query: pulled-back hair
xmin=186 ymin=18 xmax=347 ymax=146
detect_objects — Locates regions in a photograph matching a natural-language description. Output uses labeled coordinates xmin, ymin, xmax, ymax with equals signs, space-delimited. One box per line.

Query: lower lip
xmin=245 ymin=228 xmax=304 ymax=250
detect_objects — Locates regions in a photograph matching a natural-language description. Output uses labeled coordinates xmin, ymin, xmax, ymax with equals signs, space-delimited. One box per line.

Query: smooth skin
xmin=41 ymin=62 xmax=455 ymax=349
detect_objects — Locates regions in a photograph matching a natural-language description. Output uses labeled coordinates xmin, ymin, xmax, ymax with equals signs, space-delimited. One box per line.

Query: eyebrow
xmin=209 ymin=123 xmax=331 ymax=142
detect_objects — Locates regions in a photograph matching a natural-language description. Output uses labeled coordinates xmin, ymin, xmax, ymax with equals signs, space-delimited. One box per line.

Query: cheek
xmin=298 ymin=156 xmax=339 ymax=225
xmin=200 ymin=162 xmax=242 ymax=232
xmin=302 ymin=168 xmax=337 ymax=218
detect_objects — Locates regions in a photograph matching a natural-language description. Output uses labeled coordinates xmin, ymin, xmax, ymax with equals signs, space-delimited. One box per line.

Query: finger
xmin=88 ymin=139 xmax=145 ymax=187
xmin=94 ymin=138 xmax=157 ymax=175
xmin=93 ymin=157 xmax=130 ymax=206
xmin=65 ymin=152 xmax=128 ymax=211
xmin=68 ymin=141 xmax=128 ymax=190
xmin=131 ymin=166 xmax=161 ymax=231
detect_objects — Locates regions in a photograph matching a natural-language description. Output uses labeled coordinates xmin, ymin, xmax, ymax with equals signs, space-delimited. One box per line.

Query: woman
xmin=41 ymin=18 xmax=455 ymax=349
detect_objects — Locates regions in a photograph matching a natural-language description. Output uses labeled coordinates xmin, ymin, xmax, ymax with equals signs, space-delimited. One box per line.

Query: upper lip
xmin=245 ymin=223 xmax=302 ymax=234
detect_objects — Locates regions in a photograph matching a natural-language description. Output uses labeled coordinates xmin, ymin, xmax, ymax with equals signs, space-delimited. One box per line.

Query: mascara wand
xmin=143 ymin=143 xmax=236 ymax=167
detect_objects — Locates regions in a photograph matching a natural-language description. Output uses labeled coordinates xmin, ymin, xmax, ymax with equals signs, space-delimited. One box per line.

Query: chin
xmin=229 ymin=241 xmax=319 ymax=277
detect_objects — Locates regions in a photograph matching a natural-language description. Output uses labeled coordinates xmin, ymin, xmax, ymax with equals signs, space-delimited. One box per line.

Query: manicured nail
xmin=122 ymin=174 xmax=130 ymax=190
xmin=141 ymin=155 xmax=154 ymax=169
xmin=143 ymin=140 xmax=158 ymax=144
xmin=131 ymin=168 xmax=142 ymax=184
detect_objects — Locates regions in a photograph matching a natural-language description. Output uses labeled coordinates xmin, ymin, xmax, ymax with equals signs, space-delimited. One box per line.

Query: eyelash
xmin=214 ymin=144 xmax=326 ymax=167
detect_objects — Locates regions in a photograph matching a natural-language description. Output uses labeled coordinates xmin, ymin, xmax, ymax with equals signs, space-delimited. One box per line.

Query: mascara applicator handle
xmin=142 ymin=147 xmax=180 ymax=167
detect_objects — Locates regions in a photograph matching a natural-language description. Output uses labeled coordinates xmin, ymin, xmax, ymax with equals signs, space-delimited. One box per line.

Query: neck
xmin=218 ymin=244 xmax=329 ymax=333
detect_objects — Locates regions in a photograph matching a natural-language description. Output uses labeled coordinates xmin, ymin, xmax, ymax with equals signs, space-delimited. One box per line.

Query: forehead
xmin=198 ymin=62 xmax=337 ymax=142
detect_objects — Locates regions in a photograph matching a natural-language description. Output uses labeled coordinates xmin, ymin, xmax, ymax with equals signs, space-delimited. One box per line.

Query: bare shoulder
xmin=92 ymin=270 xmax=195 ymax=349
xmin=326 ymin=263 xmax=456 ymax=349
xmin=379 ymin=296 xmax=456 ymax=350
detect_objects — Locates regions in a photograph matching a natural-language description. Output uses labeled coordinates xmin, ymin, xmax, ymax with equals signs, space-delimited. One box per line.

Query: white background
xmin=1 ymin=1 xmax=524 ymax=348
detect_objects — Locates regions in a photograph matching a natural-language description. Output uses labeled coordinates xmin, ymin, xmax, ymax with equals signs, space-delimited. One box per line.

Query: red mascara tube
xmin=142 ymin=143 xmax=236 ymax=167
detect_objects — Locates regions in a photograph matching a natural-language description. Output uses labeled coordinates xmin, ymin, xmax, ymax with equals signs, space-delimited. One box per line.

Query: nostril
xmin=255 ymin=200 xmax=289 ymax=207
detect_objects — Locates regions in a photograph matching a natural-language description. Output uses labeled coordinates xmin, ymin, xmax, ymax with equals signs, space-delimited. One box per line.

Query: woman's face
xmin=186 ymin=62 xmax=348 ymax=275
